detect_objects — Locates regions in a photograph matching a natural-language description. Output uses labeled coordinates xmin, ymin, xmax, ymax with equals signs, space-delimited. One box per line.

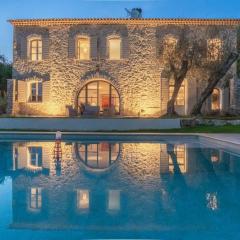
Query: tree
xmin=160 ymin=27 xmax=205 ymax=116
xmin=0 ymin=55 xmax=12 ymax=113
xmin=160 ymin=26 xmax=239 ymax=117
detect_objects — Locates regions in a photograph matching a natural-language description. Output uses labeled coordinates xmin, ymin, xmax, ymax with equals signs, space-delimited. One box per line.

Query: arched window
xmin=77 ymin=142 xmax=120 ymax=170
xmin=207 ymin=38 xmax=222 ymax=61
xmin=28 ymin=37 xmax=42 ymax=61
xmin=76 ymin=36 xmax=90 ymax=60
xmin=108 ymin=36 xmax=121 ymax=60
xmin=211 ymin=88 xmax=221 ymax=111
xmin=78 ymin=80 xmax=120 ymax=115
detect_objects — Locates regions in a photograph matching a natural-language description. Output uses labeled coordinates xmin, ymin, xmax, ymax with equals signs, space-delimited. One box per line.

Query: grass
xmin=0 ymin=125 xmax=240 ymax=133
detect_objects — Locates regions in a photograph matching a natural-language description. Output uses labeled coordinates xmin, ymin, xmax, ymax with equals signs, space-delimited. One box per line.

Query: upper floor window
xmin=108 ymin=36 xmax=121 ymax=60
xmin=163 ymin=35 xmax=177 ymax=57
xmin=28 ymin=37 xmax=42 ymax=61
xmin=76 ymin=36 xmax=90 ymax=60
xmin=207 ymin=38 xmax=222 ymax=61
xmin=169 ymin=79 xmax=185 ymax=106
xmin=28 ymin=81 xmax=42 ymax=102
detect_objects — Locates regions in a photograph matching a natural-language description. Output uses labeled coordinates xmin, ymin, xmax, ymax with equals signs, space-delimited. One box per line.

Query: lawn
xmin=134 ymin=125 xmax=240 ymax=133
xmin=0 ymin=124 xmax=240 ymax=133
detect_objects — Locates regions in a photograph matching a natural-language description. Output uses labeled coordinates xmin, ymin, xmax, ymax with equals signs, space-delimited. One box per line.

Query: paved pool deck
xmin=198 ymin=133 xmax=240 ymax=146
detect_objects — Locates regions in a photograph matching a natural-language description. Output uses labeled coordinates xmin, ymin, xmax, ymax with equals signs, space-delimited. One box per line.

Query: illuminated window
xmin=211 ymin=150 xmax=220 ymax=163
xmin=108 ymin=37 xmax=121 ymax=60
xmin=108 ymin=190 xmax=121 ymax=211
xmin=28 ymin=37 xmax=42 ymax=61
xmin=169 ymin=79 xmax=185 ymax=106
xmin=29 ymin=187 xmax=42 ymax=211
xmin=163 ymin=35 xmax=177 ymax=57
xmin=207 ymin=38 xmax=222 ymax=61
xmin=76 ymin=36 xmax=90 ymax=60
xmin=78 ymin=142 xmax=119 ymax=170
xmin=77 ymin=189 xmax=89 ymax=210
xmin=211 ymin=88 xmax=221 ymax=111
xmin=169 ymin=145 xmax=186 ymax=173
xmin=28 ymin=147 xmax=42 ymax=169
xmin=28 ymin=81 xmax=42 ymax=102
xmin=78 ymin=81 xmax=120 ymax=115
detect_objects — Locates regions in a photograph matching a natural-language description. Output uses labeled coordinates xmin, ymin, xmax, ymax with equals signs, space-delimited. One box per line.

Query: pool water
xmin=0 ymin=135 xmax=240 ymax=239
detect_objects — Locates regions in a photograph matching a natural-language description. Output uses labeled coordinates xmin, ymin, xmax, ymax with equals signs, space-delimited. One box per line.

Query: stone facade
xmin=7 ymin=18 xmax=240 ymax=117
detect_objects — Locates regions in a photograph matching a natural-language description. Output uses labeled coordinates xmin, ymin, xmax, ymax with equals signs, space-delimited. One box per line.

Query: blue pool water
xmin=0 ymin=134 xmax=240 ymax=239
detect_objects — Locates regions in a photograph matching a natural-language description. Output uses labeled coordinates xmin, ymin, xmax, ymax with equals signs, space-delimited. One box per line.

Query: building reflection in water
xmin=28 ymin=187 xmax=42 ymax=212
xmin=77 ymin=189 xmax=89 ymax=211
xmin=76 ymin=142 xmax=120 ymax=170
xmin=0 ymin=139 xmax=240 ymax=233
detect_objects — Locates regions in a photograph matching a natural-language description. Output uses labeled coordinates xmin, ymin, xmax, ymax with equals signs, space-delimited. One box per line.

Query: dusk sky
xmin=1 ymin=0 xmax=240 ymax=60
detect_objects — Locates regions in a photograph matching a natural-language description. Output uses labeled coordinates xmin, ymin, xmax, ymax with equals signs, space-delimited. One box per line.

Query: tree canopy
xmin=0 ymin=55 xmax=12 ymax=98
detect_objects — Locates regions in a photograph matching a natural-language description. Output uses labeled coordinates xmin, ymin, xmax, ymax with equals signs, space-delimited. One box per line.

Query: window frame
xmin=76 ymin=35 xmax=90 ymax=60
xmin=27 ymin=36 xmax=43 ymax=62
xmin=27 ymin=146 xmax=43 ymax=169
xmin=207 ymin=38 xmax=223 ymax=62
xmin=28 ymin=80 xmax=43 ymax=103
xmin=169 ymin=79 xmax=185 ymax=106
xmin=107 ymin=35 xmax=122 ymax=60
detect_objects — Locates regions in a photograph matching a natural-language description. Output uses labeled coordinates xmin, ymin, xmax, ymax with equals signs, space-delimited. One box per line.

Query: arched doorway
xmin=77 ymin=80 xmax=120 ymax=116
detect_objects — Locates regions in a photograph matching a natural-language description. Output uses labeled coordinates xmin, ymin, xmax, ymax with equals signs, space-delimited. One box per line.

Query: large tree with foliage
xmin=0 ymin=55 xmax=12 ymax=113
xmin=161 ymin=26 xmax=239 ymax=116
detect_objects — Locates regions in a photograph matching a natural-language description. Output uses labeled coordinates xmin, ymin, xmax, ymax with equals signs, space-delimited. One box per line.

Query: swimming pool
xmin=0 ymin=134 xmax=240 ymax=239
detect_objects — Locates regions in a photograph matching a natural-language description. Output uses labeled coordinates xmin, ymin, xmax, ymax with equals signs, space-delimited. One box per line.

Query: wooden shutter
xmin=100 ymin=36 xmax=107 ymax=59
xmin=43 ymin=81 xmax=50 ymax=102
xmin=68 ymin=34 xmax=75 ymax=58
xmin=20 ymin=37 xmax=27 ymax=60
xmin=42 ymin=35 xmax=49 ymax=60
xmin=121 ymin=35 xmax=129 ymax=59
xmin=18 ymin=80 xmax=27 ymax=103
xmin=90 ymin=35 xmax=98 ymax=60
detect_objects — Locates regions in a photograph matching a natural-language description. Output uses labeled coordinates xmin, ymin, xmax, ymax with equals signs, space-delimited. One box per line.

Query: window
xmin=28 ymin=37 xmax=42 ymax=61
xmin=169 ymin=79 xmax=185 ymax=106
xmin=169 ymin=145 xmax=186 ymax=173
xmin=108 ymin=190 xmax=121 ymax=211
xmin=108 ymin=37 xmax=121 ymax=60
xmin=77 ymin=189 xmax=89 ymax=210
xmin=29 ymin=187 xmax=42 ymax=211
xmin=28 ymin=147 xmax=42 ymax=169
xmin=211 ymin=88 xmax=221 ymax=111
xmin=78 ymin=81 xmax=120 ymax=115
xmin=78 ymin=142 xmax=120 ymax=170
xmin=163 ymin=35 xmax=177 ymax=57
xmin=207 ymin=38 xmax=222 ymax=61
xmin=28 ymin=81 xmax=42 ymax=102
xmin=76 ymin=36 xmax=90 ymax=60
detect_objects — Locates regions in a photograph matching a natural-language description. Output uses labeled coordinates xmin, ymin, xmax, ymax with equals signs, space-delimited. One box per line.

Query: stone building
xmin=7 ymin=18 xmax=240 ymax=117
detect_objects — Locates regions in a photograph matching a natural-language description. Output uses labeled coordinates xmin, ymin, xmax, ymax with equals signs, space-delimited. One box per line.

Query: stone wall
xmin=10 ymin=22 xmax=239 ymax=117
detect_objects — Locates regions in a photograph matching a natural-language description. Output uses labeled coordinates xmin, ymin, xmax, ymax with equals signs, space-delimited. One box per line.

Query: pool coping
xmin=0 ymin=131 xmax=240 ymax=146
